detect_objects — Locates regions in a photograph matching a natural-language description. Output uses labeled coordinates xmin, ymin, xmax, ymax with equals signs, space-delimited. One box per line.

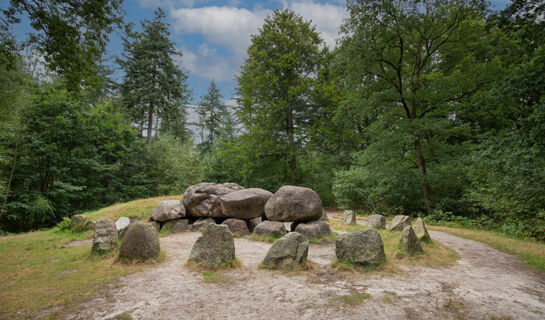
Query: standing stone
xmin=265 ymin=186 xmax=323 ymax=222
xmin=161 ymin=219 xmax=180 ymax=232
xmin=119 ymin=222 xmax=160 ymax=260
xmin=335 ymin=230 xmax=386 ymax=267
xmin=183 ymin=182 xmax=244 ymax=218
xmin=319 ymin=209 xmax=329 ymax=221
xmin=342 ymin=210 xmax=357 ymax=225
xmin=388 ymin=215 xmax=411 ymax=231
xmin=69 ymin=214 xmax=87 ymax=232
xmin=172 ymin=220 xmax=189 ymax=233
xmin=222 ymin=218 xmax=250 ymax=236
xmin=262 ymin=232 xmax=309 ymax=269
xmin=413 ymin=217 xmax=431 ymax=242
xmin=92 ymin=218 xmax=118 ymax=255
xmin=188 ymin=224 xmax=235 ymax=267
xmin=191 ymin=218 xmax=216 ymax=231
xmin=399 ymin=226 xmax=423 ymax=255
xmin=248 ymin=217 xmax=262 ymax=232
xmin=253 ymin=221 xmax=288 ymax=238
xmin=294 ymin=221 xmax=332 ymax=239
xmin=151 ymin=200 xmax=186 ymax=222
xmin=367 ymin=214 xmax=386 ymax=229
xmin=220 ymin=188 xmax=273 ymax=219
xmin=84 ymin=220 xmax=95 ymax=231
xmin=115 ymin=217 xmax=131 ymax=238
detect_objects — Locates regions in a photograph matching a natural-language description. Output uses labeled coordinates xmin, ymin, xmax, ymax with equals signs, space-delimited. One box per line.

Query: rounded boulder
xmin=151 ymin=200 xmax=186 ymax=222
xmin=220 ymin=188 xmax=273 ymax=219
xmin=263 ymin=232 xmax=309 ymax=269
xmin=335 ymin=229 xmax=386 ymax=267
xmin=264 ymin=186 xmax=323 ymax=222
xmin=119 ymin=222 xmax=160 ymax=260
xmin=183 ymin=182 xmax=244 ymax=218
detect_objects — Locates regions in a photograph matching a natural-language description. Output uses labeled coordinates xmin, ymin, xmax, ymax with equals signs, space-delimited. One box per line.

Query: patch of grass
xmin=429 ymin=225 xmax=545 ymax=272
xmin=201 ymin=271 xmax=229 ymax=284
xmin=330 ymin=257 xmax=383 ymax=273
xmin=116 ymin=250 xmax=167 ymax=265
xmin=328 ymin=293 xmax=372 ymax=307
xmin=249 ymin=233 xmax=281 ymax=243
xmin=328 ymin=219 xmax=368 ymax=232
xmin=259 ymin=258 xmax=317 ymax=274
xmin=0 ymin=229 xmax=146 ymax=320
xmin=442 ymin=298 xmax=466 ymax=320
xmin=109 ymin=312 xmax=133 ymax=319
xmin=308 ymin=232 xmax=339 ymax=244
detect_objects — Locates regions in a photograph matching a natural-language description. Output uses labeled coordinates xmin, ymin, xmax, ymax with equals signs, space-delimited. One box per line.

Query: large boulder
xmin=188 ymin=224 xmax=235 ymax=267
xmin=248 ymin=217 xmax=262 ymax=232
xmin=191 ymin=218 xmax=216 ymax=231
xmin=413 ymin=217 xmax=431 ymax=242
xmin=264 ymin=186 xmax=323 ymax=222
xmin=183 ymin=183 xmax=244 ymax=218
xmin=294 ymin=221 xmax=332 ymax=239
xmin=399 ymin=226 xmax=423 ymax=255
xmin=151 ymin=200 xmax=186 ymax=222
xmin=171 ymin=220 xmax=189 ymax=233
xmin=222 ymin=218 xmax=250 ymax=236
xmin=253 ymin=221 xmax=288 ymax=238
xmin=367 ymin=214 xmax=386 ymax=229
xmin=342 ymin=210 xmax=356 ymax=225
xmin=119 ymin=222 xmax=160 ymax=260
xmin=388 ymin=215 xmax=411 ymax=231
xmin=262 ymin=232 xmax=309 ymax=269
xmin=92 ymin=218 xmax=118 ymax=255
xmin=335 ymin=230 xmax=386 ymax=267
xmin=220 ymin=188 xmax=273 ymax=219
xmin=115 ymin=217 xmax=131 ymax=238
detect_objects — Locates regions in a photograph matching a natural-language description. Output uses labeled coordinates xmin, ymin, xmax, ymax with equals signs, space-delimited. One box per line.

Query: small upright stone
xmin=115 ymin=217 xmax=131 ymax=238
xmin=367 ymin=214 xmax=386 ymax=229
xmin=151 ymin=200 xmax=186 ymax=222
xmin=248 ymin=217 xmax=262 ymax=232
xmin=191 ymin=218 xmax=216 ymax=231
xmin=294 ymin=221 xmax=332 ymax=239
xmin=413 ymin=217 xmax=431 ymax=242
xmin=399 ymin=226 xmax=423 ymax=255
xmin=188 ymin=224 xmax=235 ymax=267
xmin=69 ymin=214 xmax=87 ymax=232
xmin=171 ymin=220 xmax=189 ymax=233
xmin=119 ymin=222 xmax=160 ymax=260
xmin=388 ymin=215 xmax=411 ymax=231
xmin=84 ymin=220 xmax=95 ymax=230
xmin=222 ymin=218 xmax=250 ymax=236
xmin=335 ymin=229 xmax=386 ymax=267
xmin=253 ymin=221 xmax=288 ymax=238
xmin=342 ymin=210 xmax=356 ymax=225
xmin=262 ymin=232 xmax=309 ymax=270
xmin=92 ymin=218 xmax=118 ymax=255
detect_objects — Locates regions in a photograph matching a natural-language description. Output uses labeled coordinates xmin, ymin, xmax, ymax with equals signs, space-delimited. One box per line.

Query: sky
xmin=6 ymin=0 xmax=511 ymax=104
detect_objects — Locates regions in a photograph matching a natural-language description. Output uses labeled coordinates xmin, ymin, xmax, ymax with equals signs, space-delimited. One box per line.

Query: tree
xmin=237 ymin=9 xmax=325 ymax=185
xmin=197 ymin=80 xmax=228 ymax=154
xmin=118 ymin=9 xmax=190 ymax=145
xmin=337 ymin=0 xmax=495 ymax=214
xmin=1 ymin=0 xmax=123 ymax=91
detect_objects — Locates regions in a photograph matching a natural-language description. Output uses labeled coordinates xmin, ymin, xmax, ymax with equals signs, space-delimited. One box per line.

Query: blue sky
xmin=7 ymin=0 xmax=511 ymax=104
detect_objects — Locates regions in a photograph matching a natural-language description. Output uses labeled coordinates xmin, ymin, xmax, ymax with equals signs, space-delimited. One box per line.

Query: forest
xmin=0 ymin=0 xmax=543 ymax=241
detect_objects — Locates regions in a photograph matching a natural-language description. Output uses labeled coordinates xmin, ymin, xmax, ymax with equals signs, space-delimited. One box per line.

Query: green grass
xmin=185 ymin=258 xmax=242 ymax=272
xmin=308 ymin=232 xmax=339 ymax=244
xmin=249 ymin=233 xmax=282 ymax=243
xmin=201 ymin=271 xmax=230 ymax=284
xmin=0 ymin=195 xmax=179 ymax=320
xmin=429 ymin=225 xmax=545 ymax=272
xmin=328 ymin=293 xmax=372 ymax=307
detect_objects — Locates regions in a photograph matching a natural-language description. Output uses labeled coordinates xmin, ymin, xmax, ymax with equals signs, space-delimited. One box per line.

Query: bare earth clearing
xmin=68 ymin=214 xmax=545 ymax=320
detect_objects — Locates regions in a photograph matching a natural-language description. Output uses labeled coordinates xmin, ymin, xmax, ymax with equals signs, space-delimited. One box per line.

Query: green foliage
xmin=55 ymin=217 xmax=71 ymax=232
xmin=197 ymin=81 xmax=229 ymax=155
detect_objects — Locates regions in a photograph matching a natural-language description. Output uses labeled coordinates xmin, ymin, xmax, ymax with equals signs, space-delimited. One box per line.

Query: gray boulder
xmin=220 ymin=188 xmax=273 ymax=219
xmin=262 ymin=232 xmax=309 ymax=269
xmin=319 ymin=209 xmax=329 ymax=221
xmin=399 ymin=226 xmax=423 ymax=255
xmin=335 ymin=230 xmax=386 ymax=267
xmin=84 ymin=220 xmax=95 ymax=231
xmin=191 ymin=218 xmax=216 ymax=231
xmin=294 ymin=221 xmax=332 ymax=239
xmin=264 ymin=186 xmax=323 ymax=222
xmin=92 ymin=218 xmax=118 ymax=255
xmin=69 ymin=214 xmax=88 ymax=232
xmin=151 ymin=200 xmax=186 ymax=222
xmin=115 ymin=217 xmax=131 ymax=238
xmin=183 ymin=183 xmax=244 ymax=218
xmin=188 ymin=224 xmax=235 ymax=267
xmin=171 ymin=220 xmax=189 ymax=233
xmin=222 ymin=218 xmax=250 ymax=236
xmin=342 ymin=210 xmax=356 ymax=225
xmin=388 ymin=215 xmax=411 ymax=231
xmin=367 ymin=214 xmax=386 ymax=229
xmin=119 ymin=222 xmax=160 ymax=260
xmin=160 ymin=219 xmax=179 ymax=232
xmin=253 ymin=221 xmax=288 ymax=238
xmin=248 ymin=217 xmax=262 ymax=232
xmin=413 ymin=217 xmax=431 ymax=242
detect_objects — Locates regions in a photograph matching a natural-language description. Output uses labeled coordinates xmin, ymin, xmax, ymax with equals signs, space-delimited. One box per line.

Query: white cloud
xmin=179 ymin=44 xmax=238 ymax=82
xmin=138 ymin=0 xmax=199 ymax=9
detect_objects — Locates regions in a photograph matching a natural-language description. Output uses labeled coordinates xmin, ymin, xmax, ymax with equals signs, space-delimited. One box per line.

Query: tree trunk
xmin=146 ymin=104 xmax=153 ymax=145
xmin=413 ymin=137 xmax=432 ymax=215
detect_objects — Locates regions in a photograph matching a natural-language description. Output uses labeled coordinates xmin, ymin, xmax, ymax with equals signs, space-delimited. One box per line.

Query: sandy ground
xmin=67 ymin=216 xmax=545 ymax=320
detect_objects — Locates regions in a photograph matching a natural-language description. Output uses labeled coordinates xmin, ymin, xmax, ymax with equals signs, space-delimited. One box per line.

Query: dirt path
xmin=68 ymin=218 xmax=545 ymax=320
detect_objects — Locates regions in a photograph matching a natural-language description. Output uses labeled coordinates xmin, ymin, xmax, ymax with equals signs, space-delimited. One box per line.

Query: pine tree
xmin=118 ymin=9 xmax=190 ymax=145
xmin=197 ymin=80 xmax=228 ymax=154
